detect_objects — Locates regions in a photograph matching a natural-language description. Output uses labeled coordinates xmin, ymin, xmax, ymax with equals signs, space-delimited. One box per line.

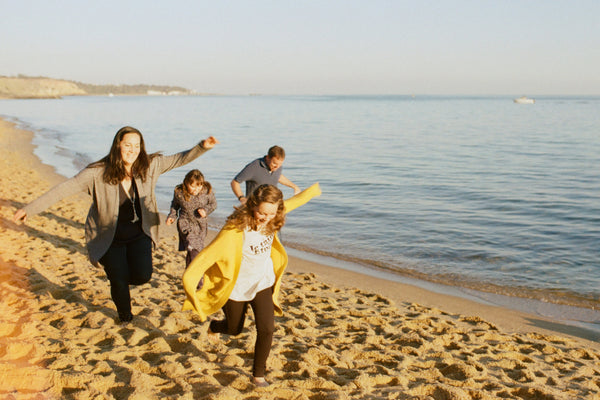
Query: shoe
xmin=118 ymin=313 xmax=133 ymax=323
xmin=253 ymin=377 xmax=270 ymax=387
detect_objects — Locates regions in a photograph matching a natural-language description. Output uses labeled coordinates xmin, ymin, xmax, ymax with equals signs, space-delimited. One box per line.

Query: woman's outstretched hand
xmin=13 ymin=209 xmax=27 ymax=223
xmin=202 ymin=136 xmax=219 ymax=149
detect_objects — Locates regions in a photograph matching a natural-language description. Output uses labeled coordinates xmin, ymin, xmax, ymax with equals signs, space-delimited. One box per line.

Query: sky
xmin=2 ymin=0 xmax=599 ymax=95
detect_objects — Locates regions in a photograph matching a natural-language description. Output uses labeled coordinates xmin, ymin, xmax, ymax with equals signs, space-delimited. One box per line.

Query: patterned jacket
xmin=167 ymin=186 xmax=217 ymax=251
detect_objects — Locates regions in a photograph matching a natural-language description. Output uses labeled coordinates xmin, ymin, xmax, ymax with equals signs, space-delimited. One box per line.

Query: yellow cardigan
xmin=182 ymin=183 xmax=321 ymax=321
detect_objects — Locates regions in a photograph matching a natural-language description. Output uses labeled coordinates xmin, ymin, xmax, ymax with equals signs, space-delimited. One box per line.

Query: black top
xmin=113 ymin=179 xmax=144 ymax=244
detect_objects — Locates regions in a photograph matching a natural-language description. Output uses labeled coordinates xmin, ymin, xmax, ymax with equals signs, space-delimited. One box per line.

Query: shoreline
xmin=290 ymin=248 xmax=600 ymax=339
xmin=285 ymin=248 xmax=600 ymax=339
xmin=9 ymin=116 xmax=600 ymax=343
xmin=1 ymin=117 xmax=599 ymax=398
xmin=283 ymin=242 xmax=600 ymax=312
xmin=4 ymin=99 xmax=599 ymax=315
xmin=8 ymin=111 xmax=598 ymax=320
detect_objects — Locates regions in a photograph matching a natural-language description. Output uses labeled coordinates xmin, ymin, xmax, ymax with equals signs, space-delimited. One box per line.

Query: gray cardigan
xmin=24 ymin=142 xmax=209 ymax=263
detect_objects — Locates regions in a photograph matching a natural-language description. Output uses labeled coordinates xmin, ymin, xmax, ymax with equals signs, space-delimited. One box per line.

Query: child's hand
xmin=166 ymin=217 xmax=175 ymax=225
xmin=197 ymin=208 xmax=207 ymax=218
xmin=13 ymin=209 xmax=27 ymax=223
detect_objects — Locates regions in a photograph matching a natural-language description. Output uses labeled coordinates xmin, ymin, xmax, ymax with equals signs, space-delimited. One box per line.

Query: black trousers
xmin=100 ymin=235 xmax=153 ymax=320
xmin=209 ymin=286 xmax=275 ymax=377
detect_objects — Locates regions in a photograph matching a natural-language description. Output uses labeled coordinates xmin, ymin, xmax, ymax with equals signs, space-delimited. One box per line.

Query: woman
xmin=14 ymin=126 xmax=219 ymax=322
xmin=182 ymin=182 xmax=321 ymax=386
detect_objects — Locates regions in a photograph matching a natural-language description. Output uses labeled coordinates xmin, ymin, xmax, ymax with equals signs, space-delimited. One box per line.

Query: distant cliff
xmin=0 ymin=75 xmax=194 ymax=99
xmin=0 ymin=76 xmax=86 ymax=99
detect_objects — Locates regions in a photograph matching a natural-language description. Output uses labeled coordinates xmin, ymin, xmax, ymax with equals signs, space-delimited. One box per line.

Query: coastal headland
xmin=0 ymin=75 xmax=197 ymax=99
xmin=1 ymin=117 xmax=600 ymax=399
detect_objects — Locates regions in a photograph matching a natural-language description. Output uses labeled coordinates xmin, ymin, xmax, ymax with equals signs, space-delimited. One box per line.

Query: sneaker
xmin=118 ymin=313 xmax=133 ymax=323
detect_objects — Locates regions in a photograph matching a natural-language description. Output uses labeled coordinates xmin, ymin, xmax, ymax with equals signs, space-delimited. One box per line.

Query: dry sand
xmin=1 ymin=118 xmax=599 ymax=399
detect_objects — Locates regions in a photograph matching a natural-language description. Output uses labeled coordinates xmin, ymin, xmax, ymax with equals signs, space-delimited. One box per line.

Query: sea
xmin=2 ymin=94 xmax=599 ymax=333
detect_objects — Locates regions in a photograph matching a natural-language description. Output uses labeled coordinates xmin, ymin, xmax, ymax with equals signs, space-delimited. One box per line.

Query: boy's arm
xmin=279 ymin=174 xmax=301 ymax=194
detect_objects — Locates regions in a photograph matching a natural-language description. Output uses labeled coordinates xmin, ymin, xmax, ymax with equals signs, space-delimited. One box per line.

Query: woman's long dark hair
xmin=89 ymin=126 xmax=159 ymax=184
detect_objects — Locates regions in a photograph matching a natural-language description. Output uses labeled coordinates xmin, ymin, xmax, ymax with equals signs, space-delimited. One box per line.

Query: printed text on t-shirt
xmin=249 ymin=235 xmax=274 ymax=255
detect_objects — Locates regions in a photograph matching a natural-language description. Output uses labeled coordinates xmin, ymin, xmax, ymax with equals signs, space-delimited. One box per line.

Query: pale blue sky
xmin=2 ymin=0 xmax=599 ymax=95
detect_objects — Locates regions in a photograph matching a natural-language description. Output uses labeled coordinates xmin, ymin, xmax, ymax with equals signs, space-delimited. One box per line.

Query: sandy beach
xmin=1 ymin=118 xmax=599 ymax=400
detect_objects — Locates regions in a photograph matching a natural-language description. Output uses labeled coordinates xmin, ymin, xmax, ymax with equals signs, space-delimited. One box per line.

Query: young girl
xmin=166 ymin=169 xmax=217 ymax=270
xmin=182 ymin=182 xmax=321 ymax=387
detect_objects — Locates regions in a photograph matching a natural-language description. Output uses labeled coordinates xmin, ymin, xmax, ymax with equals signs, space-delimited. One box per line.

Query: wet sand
xmin=1 ymin=118 xmax=599 ymax=399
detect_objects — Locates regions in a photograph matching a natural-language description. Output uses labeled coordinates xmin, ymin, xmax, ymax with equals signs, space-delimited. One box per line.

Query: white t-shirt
xmin=229 ymin=228 xmax=276 ymax=301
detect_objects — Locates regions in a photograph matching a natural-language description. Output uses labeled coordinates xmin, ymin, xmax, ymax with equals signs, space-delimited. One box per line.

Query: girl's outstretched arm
xmin=283 ymin=183 xmax=321 ymax=214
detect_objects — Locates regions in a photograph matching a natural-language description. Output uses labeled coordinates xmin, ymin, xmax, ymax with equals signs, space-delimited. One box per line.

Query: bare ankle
xmin=207 ymin=326 xmax=219 ymax=343
xmin=253 ymin=377 xmax=269 ymax=387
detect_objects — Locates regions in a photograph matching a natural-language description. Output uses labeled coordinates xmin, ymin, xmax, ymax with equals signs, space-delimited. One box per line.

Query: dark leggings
xmin=209 ymin=287 xmax=275 ymax=377
xmin=99 ymin=235 xmax=153 ymax=320
xmin=185 ymin=248 xmax=199 ymax=268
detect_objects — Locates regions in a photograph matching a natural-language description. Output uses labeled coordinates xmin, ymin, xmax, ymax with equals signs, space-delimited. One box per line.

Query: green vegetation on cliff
xmin=72 ymin=81 xmax=191 ymax=95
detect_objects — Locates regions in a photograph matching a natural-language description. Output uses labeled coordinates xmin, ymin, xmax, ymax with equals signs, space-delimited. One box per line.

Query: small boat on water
xmin=514 ymin=96 xmax=535 ymax=104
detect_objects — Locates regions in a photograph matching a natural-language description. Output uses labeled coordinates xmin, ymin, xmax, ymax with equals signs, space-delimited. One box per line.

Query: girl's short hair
xmin=177 ymin=169 xmax=212 ymax=201
xmin=226 ymin=184 xmax=285 ymax=234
